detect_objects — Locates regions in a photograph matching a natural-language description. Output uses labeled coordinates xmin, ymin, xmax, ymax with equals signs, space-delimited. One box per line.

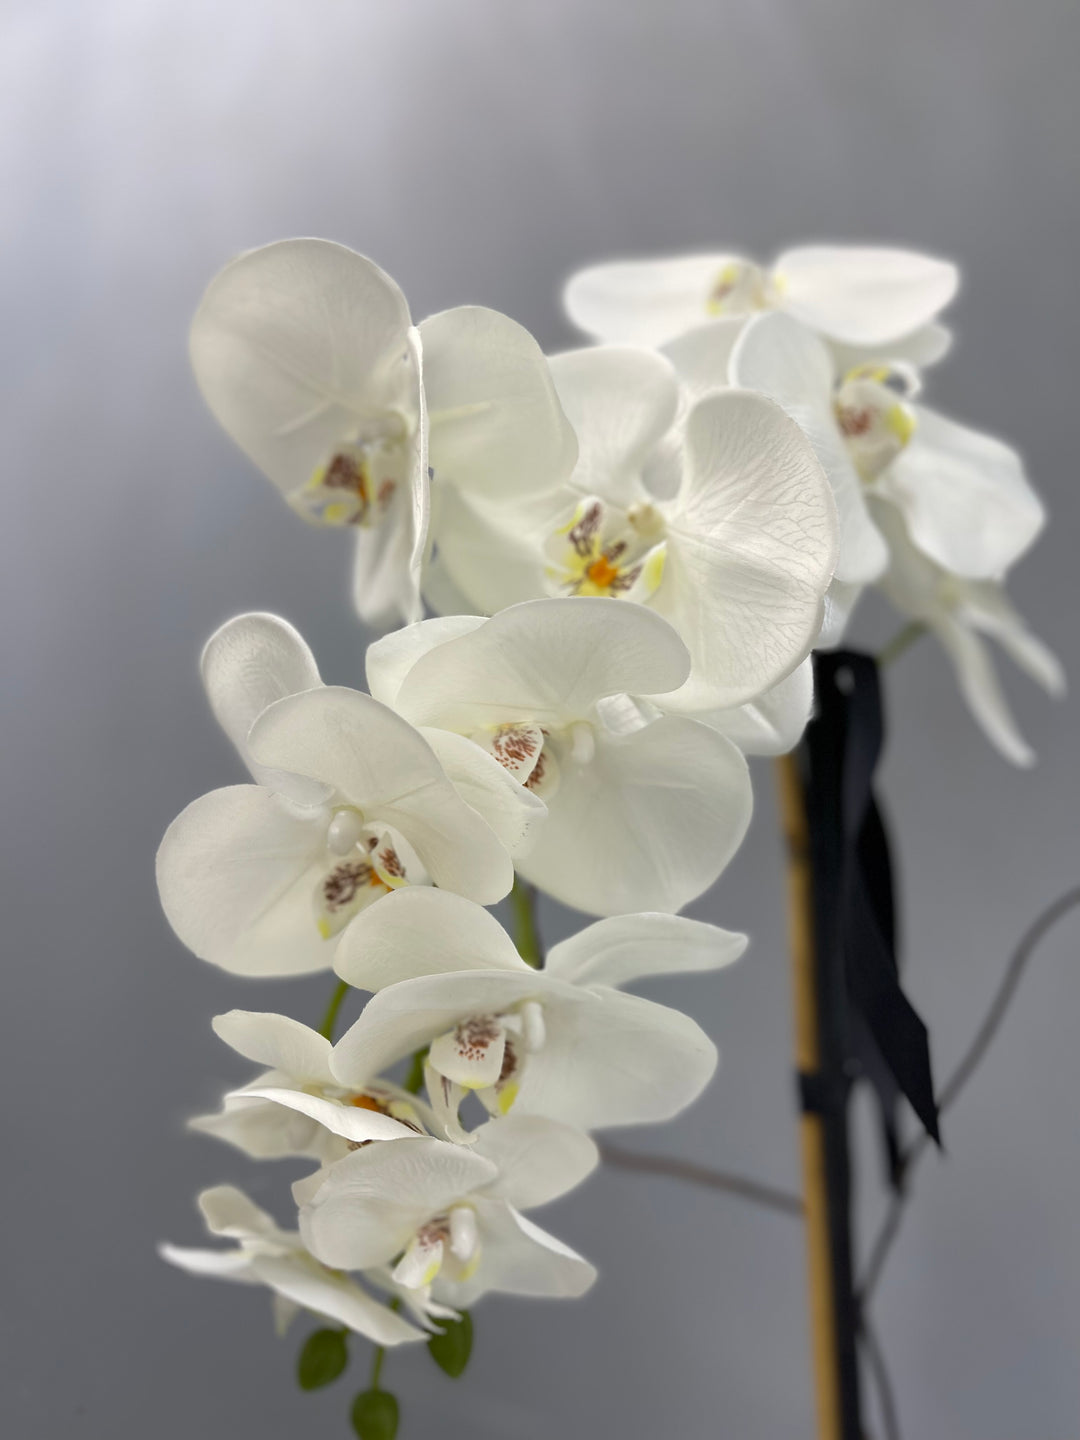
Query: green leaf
xmin=351 ymin=1388 xmax=399 ymax=1439
xmin=297 ymin=1328 xmax=348 ymax=1390
xmin=427 ymin=1311 xmax=473 ymax=1378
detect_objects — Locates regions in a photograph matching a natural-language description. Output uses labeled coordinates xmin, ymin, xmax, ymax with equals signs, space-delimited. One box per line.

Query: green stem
xmin=369 ymin=1300 xmax=400 ymax=1391
xmin=369 ymin=1344 xmax=386 ymax=1391
xmin=403 ymin=1048 xmax=427 ymax=1094
xmin=318 ymin=978 xmax=350 ymax=1042
xmin=877 ymin=620 xmax=927 ymax=668
xmin=509 ymin=875 xmax=544 ymax=968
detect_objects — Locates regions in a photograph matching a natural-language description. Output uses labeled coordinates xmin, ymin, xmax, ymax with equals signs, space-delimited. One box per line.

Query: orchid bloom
xmin=871 ymin=500 xmax=1064 ymax=767
xmin=731 ymin=312 xmax=1045 ymax=616
xmin=189 ymin=1009 xmax=437 ymax=1164
xmin=191 ymin=239 xmax=575 ymax=627
xmin=329 ymin=886 xmax=744 ymax=1134
xmin=299 ymin=1128 xmax=597 ymax=1312
xmin=430 ymin=345 xmax=838 ymax=718
xmin=366 ymin=597 xmax=753 ymax=915
xmin=157 ymin=613 xmax=527 ymax=975
xmin=161 ymin=1185 xmax=426 ymax=1346
xmin=563 ymin=244 xmax=959 ymax=361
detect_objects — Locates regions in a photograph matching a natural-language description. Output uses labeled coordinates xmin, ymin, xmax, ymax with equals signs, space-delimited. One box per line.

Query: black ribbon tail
xmin=806 ymin=651 xmax=941 ymax=1183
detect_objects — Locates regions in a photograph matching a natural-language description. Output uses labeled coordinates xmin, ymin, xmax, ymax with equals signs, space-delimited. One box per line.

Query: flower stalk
xmin=509 ymin=876 xmax=544 ymax=968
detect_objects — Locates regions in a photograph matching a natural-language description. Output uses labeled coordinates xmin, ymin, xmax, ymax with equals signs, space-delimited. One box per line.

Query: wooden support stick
xmin=777 ymin=751 xmax=844 ymax=1440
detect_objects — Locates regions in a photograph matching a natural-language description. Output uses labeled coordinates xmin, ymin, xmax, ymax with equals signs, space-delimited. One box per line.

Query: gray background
xmin=2 ymin=1 xmax=1078 ymax=1436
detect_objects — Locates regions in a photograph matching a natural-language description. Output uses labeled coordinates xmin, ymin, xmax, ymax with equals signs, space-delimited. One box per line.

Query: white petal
xmin=190 ymin=238 xmax=418 ymax=497
xmin=198 ymin=1184 xmax=285 ymax=1241
xmin=879 ymin=406 xmax=1045 ymax=578
xmin=249 ymin=1254 xmax=426 ymax=1345
xmin=545 ymin=913 xmax=746 ymax=989
xmin=334 ymin=887 xmax=528 ymax=992
xmin=349 ymin=324 xmax=429 ymax=630
xmin=330 ymin=970 xmax=560 ymax=1089
xmin=563 ymin=254 xmax=750 ymax=346
xmin=212 ymin=1010 xmax=333 ymax=1081
xmin=516 ymin=986 xmax=718 ymax=1129
xmin=435 ymin=1197 xmax=596 ymax=1306
xmin=427 ymin=480 xmax=556 ymax=615
xmin=237 ymin=1086 xmax=420 ymax=1144
xmin=516 ymin=718 xmax=751 ymax=916
xmin=661 ymin=316 xmax=746 ymax=407
xmin=300 ymin=1136 xmax=498 ymax=1270
xmin=188 ymin=1094 xmax=324 ymax=1161
xmin=774 ymin=245 xmax=959 ymax=346
xmin=548 ymin=346 xmax=678 ymax=506
xmin=935 ymin=615 xmax=1036 ymax=768
xmin=350 ymin=489 xmax=423 ymax=630
xmin=817 ymin=579 xmax=865 ymax=649
xmin=200 ymin=613 xmax=328 ymax=802
xmin=156 ymin=785 xmax=334 ymax=976
xmin=963 ymin=585 xmax=1065 ymax=697
xmin=248 ymin=687 xmax=514 ymax=904
xmin=366 ymin=616 xmax=486 ymax=708
xmin=419 ymin=727 xmax=547 ymax=857
xmin=470 ymin=1115 xmax=599 ymax=1209
xmin=654 ymin=388 xmax=838 ymax=708
xmin=159 ymin=1243 xmax=258 ymax=1282
xmin=730 ymin=312 xmax=886 ymax=586
xmin=421 ymin=306 xmax=577 ymax=500
xmin=392 ymin=598 xmax=690 ymax=733
xmin=688 ymin=658 xmax=814 ymax=755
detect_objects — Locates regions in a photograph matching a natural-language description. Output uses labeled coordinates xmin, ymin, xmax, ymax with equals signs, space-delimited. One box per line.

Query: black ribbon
xmin=802 ymin=650 xmax=941 ymax=1187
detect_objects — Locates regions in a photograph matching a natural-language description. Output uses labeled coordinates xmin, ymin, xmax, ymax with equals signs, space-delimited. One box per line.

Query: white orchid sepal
xmin=161 ymin=1185 xmax=426 ymax=1346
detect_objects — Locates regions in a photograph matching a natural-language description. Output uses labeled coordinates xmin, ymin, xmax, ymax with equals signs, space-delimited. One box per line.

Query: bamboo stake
xmin=776 ymin=752 xmax=843 ymax=1440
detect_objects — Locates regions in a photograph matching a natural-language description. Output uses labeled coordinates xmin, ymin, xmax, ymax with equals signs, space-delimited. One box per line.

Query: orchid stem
xmin=369 ymin=1343 xmax=386 ymax=1391
xmin=318 ymin=979 xmax=349 ymax=1042
xmin=876 ymin=621 xmax=927 ymax=668
xmin=403 ymin=1048 xmax=427 ymax=1094
xmin=510 ymin=875 xmax=544 ymax=968
xmin=369 ymin=1299 xmax=400 ymax=1391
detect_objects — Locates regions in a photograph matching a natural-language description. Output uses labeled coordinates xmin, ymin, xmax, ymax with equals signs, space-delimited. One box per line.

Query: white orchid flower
xmin=366 ymin=597 xmax=753 ymax=915
xmin=191 ymin=239 xmax=575 ymax=627
xmin=299 ymin=1127 xmax=597 ymax=1311
xmin=189 ymin=1009 xmax=438 ymax=1163
xmin=730 ymin=312 xmax=1046 ymax=635
xmin=161 ymin=1185 xmax=426 ymax=1346
xmin=872 ymin=500 xmax=1064 ymax=767
xmin=157 ymin=614 xmax=524 ymax=976
xmin=430 ymin=348 xmax=838 ymax=721
xmin=563 ymin=244 xmax=958 ymax=355
xmin=329 ymin=886 xmax=744 ymax=1135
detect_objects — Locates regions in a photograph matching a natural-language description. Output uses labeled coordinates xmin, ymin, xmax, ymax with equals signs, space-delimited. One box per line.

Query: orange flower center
xmin=585 ymin=555 xmax=620 ymax=590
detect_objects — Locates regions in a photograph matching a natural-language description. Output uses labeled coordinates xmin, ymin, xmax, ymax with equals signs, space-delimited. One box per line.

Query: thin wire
xmin=860 ymin=883 xmax=1080 ymax=1301
xmin=599 ymin=1141 xmax=804 ymax=1217
xmin=861 ymin=1316 xmax=902 ymax=1440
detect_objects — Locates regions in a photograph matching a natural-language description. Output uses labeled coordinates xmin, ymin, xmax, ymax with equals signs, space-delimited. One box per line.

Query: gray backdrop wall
xmin=3 ymin=2 xmax=1078 ymax=1436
